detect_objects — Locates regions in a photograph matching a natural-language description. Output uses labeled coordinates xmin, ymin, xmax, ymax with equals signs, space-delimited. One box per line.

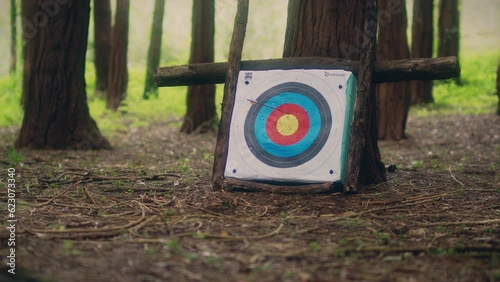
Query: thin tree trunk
xmin=410 ymin=0 xmax=433 ymax=104
xmin=438 ymin=0 xmax=460 ymax=59
xmin=496 ymin=61 xmax=500 ymax=115
xmin=16 ymin=0 xmax=111 ymax=150
xmin=143 ymin=0 xmax=166 ymax=99
xmin=93 ymin=0 xmax=112 ymax=96
xmin=438 ymin=0 xmax=460 ymax=84
xmin=376 ymin=0 xmax=411 ymax=141
xmin=9 ymin=0 xmax=17 ymax=74
xmin=283 ymin=0 xmax=386 ymax=185
xmin=212 ymin=0 xmax=249 ymax=190
xmin=180 ymin=0 xmax=216 ymax=133
xmin=107 ymin=0 xmax=130 ymax=110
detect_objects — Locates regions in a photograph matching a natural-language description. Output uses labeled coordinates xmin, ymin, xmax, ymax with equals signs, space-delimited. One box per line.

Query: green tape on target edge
xmin=340 ymin=74 xmax=357 ymax=184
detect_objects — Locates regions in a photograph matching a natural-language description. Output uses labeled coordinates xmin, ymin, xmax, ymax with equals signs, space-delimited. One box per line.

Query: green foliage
xmin=62 ymin=240 xmax=82 ymax=256
xmin=308 ymin=241 xmax=321 ymax=251
xmin=7 ymin=146 xmax=24 ymax=165
xmin=410 ymin=160 xmax=424 ymax=169
xmin=0 ymin=74 xmax=22 ymax=127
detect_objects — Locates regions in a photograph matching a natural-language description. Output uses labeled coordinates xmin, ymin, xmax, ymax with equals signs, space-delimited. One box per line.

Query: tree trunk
xmin=376 ymin=0 xmax=411 ymax=141
xmin=410 ymin=0 xmax=433 ymax=104
xmin=143 ymin=0 xmax=166 ymax=99
xmin=107 ymin=0 xmax=130 ymax=110
xmin=438 ymin=0 xmax=460 ymax=59
xmin=9 ymin=0 xmax=16 ymax=74
xmin=180 ymin=0 xmax=216 ymax=134
xmin=93 ymin=0 xmax=112 ymax=96
xmin=283 ymin=0 xmax=386 ymax=185
xmin=16 ymin=0 xmax=111 ymax=150
xmin=284 ymin=0 xmax=365 ymax=59
xmin=496 ymin=61 xmax=500 ymax=115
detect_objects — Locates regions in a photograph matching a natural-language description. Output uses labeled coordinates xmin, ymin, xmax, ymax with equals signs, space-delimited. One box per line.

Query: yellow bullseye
xmin=276 ymin=114 xmax=299 ymax=136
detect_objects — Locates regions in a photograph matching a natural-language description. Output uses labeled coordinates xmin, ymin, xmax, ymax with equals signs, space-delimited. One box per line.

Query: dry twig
xmin=34 ymin=181 xmax=82 ymax=207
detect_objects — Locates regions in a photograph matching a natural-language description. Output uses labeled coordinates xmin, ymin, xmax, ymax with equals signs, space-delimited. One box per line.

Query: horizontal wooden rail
xmin=155 ymin=56 xmax=460 ymax=87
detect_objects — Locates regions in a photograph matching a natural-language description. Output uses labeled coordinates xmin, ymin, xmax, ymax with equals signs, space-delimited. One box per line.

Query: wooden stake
xmin=212 ymin=0 xmax=249 ymax=190
xmin=344 ymin=0 xmax=380 ymax=192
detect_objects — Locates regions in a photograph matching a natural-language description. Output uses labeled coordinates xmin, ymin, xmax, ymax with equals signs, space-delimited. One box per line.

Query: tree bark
xmin=438 ymin=0 xmax=460 ymax=59
xmin=376 ymin=0 xmax=411 ymax=141
xmin=93 ymin=0 xmax=112 ymax=96
xmin=284 ymin=0 xmax=365 ymax=59
xmin=143 ymin=0 xmax=166 ymax=99
xmin=107 ymin=0 xmax=130 ymax=110
xmin=16 ymin=0 xmax=111 ymax=150
xmin=180 ymin=0 xmax=216 ymax=134
xmin=283 ymin=0 xmax=386 ymax=186
xmin=9 ymin=0 xmax=16 ymax=74
xmin=410 ymin=0 xmax=434 ymax=104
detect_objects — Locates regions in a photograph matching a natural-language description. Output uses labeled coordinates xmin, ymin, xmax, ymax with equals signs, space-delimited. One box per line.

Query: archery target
xmin=224 ymin=69 xmax=356 ymax=184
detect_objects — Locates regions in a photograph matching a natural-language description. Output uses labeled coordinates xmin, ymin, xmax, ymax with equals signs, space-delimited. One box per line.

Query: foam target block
xmin=224 ymin=69 xmax=356 ymax=184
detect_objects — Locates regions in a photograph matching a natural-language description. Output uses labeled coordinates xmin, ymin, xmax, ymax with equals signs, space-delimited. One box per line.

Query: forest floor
xmin=0 ymin=113 xmax=498 ymax=282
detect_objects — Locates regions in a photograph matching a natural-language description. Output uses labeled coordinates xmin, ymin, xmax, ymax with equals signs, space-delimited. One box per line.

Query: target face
xmin=244 ymin=82 xmax=332 ymax=168
xmin=224 ymin=69 xmax=356 ymax=184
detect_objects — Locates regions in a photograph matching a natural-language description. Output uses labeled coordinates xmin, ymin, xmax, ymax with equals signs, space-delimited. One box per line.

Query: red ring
xmin=265 ymin=104 xmax=310 ymax=146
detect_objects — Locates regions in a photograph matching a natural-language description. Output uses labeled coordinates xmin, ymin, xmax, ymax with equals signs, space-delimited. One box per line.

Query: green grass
xmin=0 ymin=72 xmax=23 ymax=127
xmin=0 ymin=57 xmax=228 ymax=135
xmin=84 ymin=62 xmax=189 ymax=133
xmin=412 ymin=52 xmax=499 ymax=116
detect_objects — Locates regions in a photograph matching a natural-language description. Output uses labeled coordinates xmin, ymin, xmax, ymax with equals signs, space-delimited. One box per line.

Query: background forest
xmin=0 ymin=0 xmax=498 ymax=137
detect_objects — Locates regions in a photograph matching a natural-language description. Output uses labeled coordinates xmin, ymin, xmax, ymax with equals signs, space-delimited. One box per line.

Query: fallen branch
xmin=255 ymin=244 xmax=499 ymax=260
xmin=340 ymin=244 xmax=500 ymax=254
xmin=84 ymin=187 xmax=97 ymax=205
xmin=448 ymin=166 xmax=465 ymax=186
xmin=129 ymin=215 xmax=159 ymax=235
xmin=418 ymin=218 xmax=500 ymax=227
xmin=39 ymin=172 xmax=181 ymax=184
xmin=223 ymin=178 xmax=333 ymax=194
xmin=34 ymin=181 xmax=82 ymax=207
xmin=128 ymin=223 xmax=284 ymax=242
xmin=28 ymin=205 xmax=150 ymax=239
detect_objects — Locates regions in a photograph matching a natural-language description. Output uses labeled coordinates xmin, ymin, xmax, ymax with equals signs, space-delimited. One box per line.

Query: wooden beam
xmin=223 ymin=178 xmax=333 ymax=194
xmin=154 ymin=56 xmax=460 ymax=87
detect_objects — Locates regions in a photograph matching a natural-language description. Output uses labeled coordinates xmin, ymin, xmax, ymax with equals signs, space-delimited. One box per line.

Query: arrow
xmin=246 ymin=99 xmax=288 ymax=114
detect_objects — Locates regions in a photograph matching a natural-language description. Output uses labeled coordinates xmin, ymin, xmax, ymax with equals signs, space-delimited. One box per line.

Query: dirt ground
xmin=0 ymin=113 xmax=498 ymax=282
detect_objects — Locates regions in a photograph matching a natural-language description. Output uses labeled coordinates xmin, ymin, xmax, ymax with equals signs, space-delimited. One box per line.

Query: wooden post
xmin=212 ymin=0 xmax=249 ymax=190
xmin=344 ymin=0 xmax=380 ymax=192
